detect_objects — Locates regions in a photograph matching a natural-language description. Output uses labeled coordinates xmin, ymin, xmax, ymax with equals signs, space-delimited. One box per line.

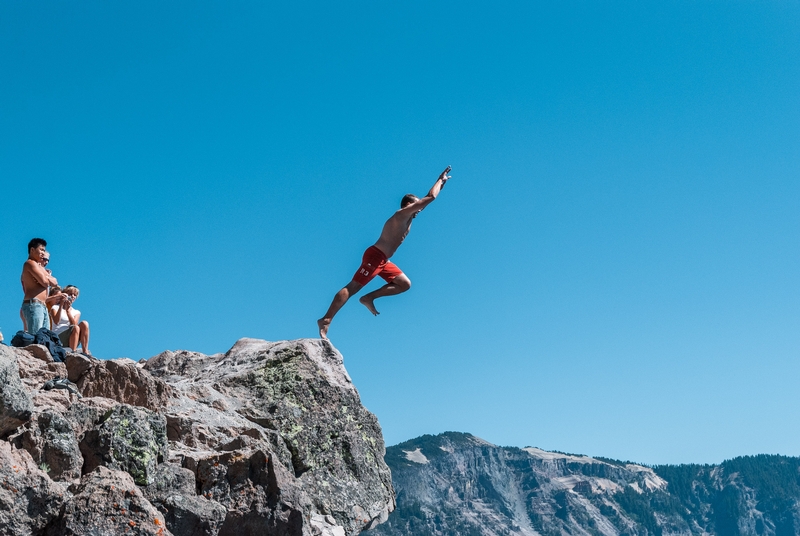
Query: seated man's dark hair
xmin=28 ymin=238 xmax=47 ymax=252
xmin=401 ymin=194 xmax=418 ymax=208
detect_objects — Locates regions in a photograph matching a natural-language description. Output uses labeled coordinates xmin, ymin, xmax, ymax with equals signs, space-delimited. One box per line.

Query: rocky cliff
xmin=0 ymin=338 xmax=394 ymax=536
xmin=371 ymin=432 xmax=800 ymax=536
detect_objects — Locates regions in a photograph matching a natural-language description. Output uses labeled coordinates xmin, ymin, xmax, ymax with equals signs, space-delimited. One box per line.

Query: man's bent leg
xmin=359 ymin=274 xmax=411 ymax=316
xmin=318 ymin=280 xmax=364 ymax=339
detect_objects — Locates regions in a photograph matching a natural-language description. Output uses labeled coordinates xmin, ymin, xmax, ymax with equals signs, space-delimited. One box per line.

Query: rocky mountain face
xmin=0 ymin=338 xmax=394 ymax=536
xmin=371 ymin=432 xmax=800 ymax=536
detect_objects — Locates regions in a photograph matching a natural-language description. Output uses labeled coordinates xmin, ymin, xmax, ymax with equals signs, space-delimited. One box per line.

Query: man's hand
xmin=439 ymin=166 xmax=451 ymax=184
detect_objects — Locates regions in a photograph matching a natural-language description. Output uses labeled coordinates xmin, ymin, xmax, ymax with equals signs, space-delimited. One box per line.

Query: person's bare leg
xmin=68 ymin=325 xmax=80 ymax=352
xmin=318 ymin=280 xmax=363 ymax=339
xmin=359 ymin=274 xmax=411 ymax=316
xmin=79 ymin=321 xmax=90 ymax=354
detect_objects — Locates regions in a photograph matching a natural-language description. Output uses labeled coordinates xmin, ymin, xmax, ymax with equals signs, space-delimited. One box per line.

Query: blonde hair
xmin=64 ymin=285 xmax=79 ymax=296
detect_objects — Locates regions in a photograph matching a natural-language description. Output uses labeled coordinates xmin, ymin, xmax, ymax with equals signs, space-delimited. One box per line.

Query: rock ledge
xmin=0 ymin=338 xmax=394 ymax=536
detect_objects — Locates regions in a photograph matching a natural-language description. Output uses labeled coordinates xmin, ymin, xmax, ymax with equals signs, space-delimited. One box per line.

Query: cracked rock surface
xmin=0 ymin=339 xmax=394 ymax=536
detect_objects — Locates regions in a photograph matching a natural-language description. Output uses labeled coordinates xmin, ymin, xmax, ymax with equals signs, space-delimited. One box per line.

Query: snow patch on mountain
xmin=403 ymin=448 xmax=429 ymax=464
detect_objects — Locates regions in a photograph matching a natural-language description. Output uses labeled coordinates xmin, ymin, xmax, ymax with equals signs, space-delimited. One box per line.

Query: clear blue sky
xmin=1 ymin=1 xmax=798 ymax=465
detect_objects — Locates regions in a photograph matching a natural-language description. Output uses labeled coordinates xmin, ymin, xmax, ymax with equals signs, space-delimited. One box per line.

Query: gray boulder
xmin=47 ymin=465 xmax=170 ymax=536
xmin=80 ymin=404 xmax=168 ymax=485
xmin=22 ymin=343 xmax=54 ymax=363
xmin=65 ymin=352 xmax=173 ymax=411
xmin=145 ymin=338 xmax=395 ymax=536
xmin=160 ymin=494 xmax=227 ymax=536
xmin=0 ymin=345 xmax=34 ymax=437
xmin=0 ymin=440 xmax=68 ymax=535
xmin=0 ymin=338 xmax=394 ymax=536
xmin=11 ymin=408 xmax=83 ymax=481
xmin=182 ymin=437 xmax=306 ymax=535
xmin=65 ymin=396 xmax=120 ymax=439
xmin=143 ymin=462 xmax=227 ymax=536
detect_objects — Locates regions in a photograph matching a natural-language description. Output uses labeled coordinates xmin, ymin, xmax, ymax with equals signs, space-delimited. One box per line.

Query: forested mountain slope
xmin=371 ymin=432 xmax=800 ymax=536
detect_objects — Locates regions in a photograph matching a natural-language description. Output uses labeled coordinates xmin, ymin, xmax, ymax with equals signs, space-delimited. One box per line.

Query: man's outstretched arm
xmin=425 ymin=165 xmax=451 ymax=199
xmin=401 ymin=166 xmax=452 ymax=214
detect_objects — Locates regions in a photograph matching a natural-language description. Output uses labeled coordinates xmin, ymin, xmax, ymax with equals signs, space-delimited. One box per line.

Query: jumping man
xmin=317 ymin=166 xmax=452 ymax=339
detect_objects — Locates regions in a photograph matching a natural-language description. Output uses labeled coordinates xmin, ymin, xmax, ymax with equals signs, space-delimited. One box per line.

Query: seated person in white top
xmin=49 ymin=285 xmax=77 ymax=350
xmin=50 ymin=285 xmax=91 ymax=355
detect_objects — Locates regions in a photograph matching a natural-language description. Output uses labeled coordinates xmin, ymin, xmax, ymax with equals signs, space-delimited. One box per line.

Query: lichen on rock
xmin=147 ymin=338 xmax=395 ymax=535
xmin=0 ymin=338 xmax=394 ymax=536
xmin=80 ymin=403 xmax=168 ymax=486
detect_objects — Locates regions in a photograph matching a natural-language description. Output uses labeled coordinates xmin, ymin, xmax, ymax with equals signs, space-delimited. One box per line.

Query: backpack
xmin=33 ymin=328 xmax=67 ymax=363
xmin=11 ymin=330 xmax=35 ymax=348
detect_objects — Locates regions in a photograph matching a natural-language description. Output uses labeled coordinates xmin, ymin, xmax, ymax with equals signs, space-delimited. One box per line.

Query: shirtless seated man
xmin=317 ymin=166 xmax=452 ymax=339
xmin=21 ymin=238 xmax=59 ymax=334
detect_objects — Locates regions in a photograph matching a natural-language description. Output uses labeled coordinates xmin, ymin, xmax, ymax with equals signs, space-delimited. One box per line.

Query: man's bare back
xmin=317 ymin=166 xmax=451 ymax=338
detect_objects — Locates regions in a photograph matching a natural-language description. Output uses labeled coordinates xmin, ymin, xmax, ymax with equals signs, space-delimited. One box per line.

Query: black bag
xmin=11 ymin=330 xmax=35 ymax=348
xmin=33 ymin=328 xmax=67 ymax=363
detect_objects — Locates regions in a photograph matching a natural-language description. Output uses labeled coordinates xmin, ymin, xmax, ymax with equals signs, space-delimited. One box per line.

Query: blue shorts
xmin=21 ymin=301 xmax=49 ymax=334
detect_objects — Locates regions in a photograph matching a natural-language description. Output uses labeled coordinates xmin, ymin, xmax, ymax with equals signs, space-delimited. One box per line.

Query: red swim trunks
xmin=352 ymin=246 xmax=403 ymax=286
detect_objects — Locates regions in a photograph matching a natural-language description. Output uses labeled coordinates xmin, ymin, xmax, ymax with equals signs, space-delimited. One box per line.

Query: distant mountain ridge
xmin=371 ymin=432 xmax=800 ymax=536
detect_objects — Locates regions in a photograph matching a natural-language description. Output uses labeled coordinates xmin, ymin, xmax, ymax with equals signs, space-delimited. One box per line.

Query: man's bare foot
xmin=359 ymin=296 xmax=380 ymax=316
xmin=317 ymin=318 xmax=331 ymax=339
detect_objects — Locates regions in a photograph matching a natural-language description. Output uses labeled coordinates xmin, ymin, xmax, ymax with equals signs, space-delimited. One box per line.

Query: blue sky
xmin=1 ymin=1 xmax=798 ymax=465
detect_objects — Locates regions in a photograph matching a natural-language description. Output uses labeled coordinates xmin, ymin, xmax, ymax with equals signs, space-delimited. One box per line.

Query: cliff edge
xmin=0 ymin=338 xmax=395 ymax=536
